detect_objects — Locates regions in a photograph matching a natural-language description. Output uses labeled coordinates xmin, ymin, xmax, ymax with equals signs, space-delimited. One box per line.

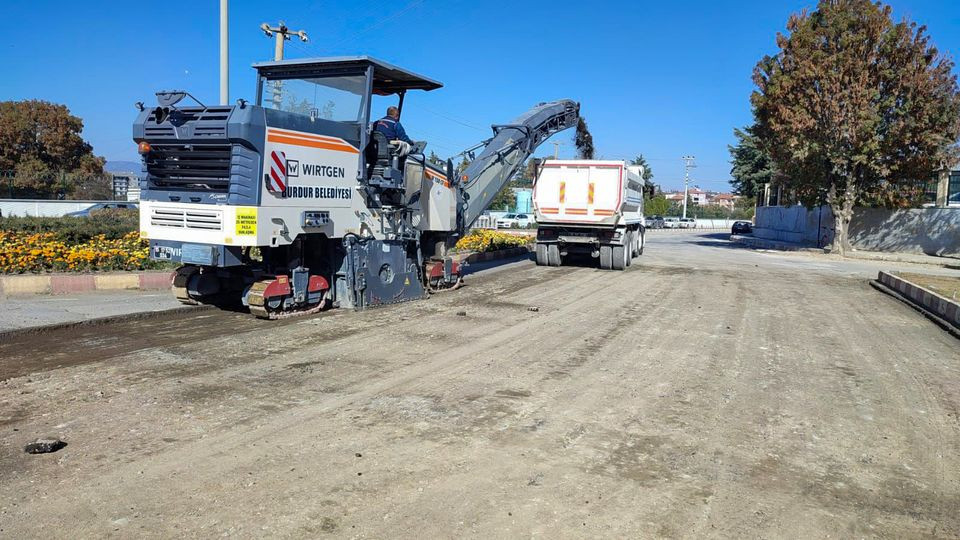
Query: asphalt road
xmin=1 ymin=231 xmax=958 ymax=538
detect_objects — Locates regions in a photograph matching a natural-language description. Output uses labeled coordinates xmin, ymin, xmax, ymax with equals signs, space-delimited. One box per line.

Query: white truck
xmin=532 ymin=159 xmax=647 ymax=270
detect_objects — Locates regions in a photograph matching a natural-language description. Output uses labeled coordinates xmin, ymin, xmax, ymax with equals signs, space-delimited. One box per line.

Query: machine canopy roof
xmin=252 ymin=56 xmax=443 ymax=95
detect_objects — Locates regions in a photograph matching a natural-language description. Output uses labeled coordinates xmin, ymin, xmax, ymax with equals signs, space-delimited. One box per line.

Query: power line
xmin=289 ymin=0 xmax=424 ymax=57
xmin=417 ymin=106 xmax=487 ymax=132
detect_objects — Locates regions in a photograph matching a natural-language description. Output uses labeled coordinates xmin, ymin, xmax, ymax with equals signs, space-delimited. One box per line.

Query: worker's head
xmin=386 ymin=106 xmax=400 ymax=119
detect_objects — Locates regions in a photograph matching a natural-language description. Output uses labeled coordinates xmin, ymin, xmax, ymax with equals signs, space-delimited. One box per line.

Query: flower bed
xmin=0 ymin=231 xmax=165 ymax=273
xmin=455 ymin=229 xmax=533 ymax=253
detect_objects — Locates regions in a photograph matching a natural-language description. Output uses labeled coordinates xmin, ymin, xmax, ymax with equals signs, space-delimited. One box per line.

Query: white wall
xmin=754 ymin=205 xmax=960 ymax=257
xmin=0 ymin=200 xmax=101 ymax=217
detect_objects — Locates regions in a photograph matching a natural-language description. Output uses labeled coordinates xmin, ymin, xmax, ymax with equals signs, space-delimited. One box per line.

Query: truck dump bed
xmin=532 ymin=160 xmax=642 ymax=226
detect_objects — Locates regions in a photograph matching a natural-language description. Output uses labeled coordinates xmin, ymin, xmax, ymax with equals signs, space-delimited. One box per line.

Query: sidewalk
xmin=0 ymin=290 xmax=185 ymax=332
xmin=730 ymin=234 xmax=960 ymax=269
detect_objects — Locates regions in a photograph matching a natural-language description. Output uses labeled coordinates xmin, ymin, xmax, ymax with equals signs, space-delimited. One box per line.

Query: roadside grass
xmin=897 ymin=272 xmax=960 ymax=301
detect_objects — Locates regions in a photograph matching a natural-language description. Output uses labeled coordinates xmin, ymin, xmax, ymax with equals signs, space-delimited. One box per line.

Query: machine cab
xmin=252 ymin=56 xmax=448 ymax=197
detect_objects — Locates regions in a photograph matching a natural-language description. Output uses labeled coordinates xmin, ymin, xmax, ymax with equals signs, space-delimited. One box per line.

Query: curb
xmin=0 ymin=271 xmax=174 ymax=297
xmin=873 ymin=271 xmax=960 ymax=337
xmin=849 ymin=252 xmax=960 ymax=269
xmin=730 ymin=235 xmax=960 ymax=268
xmin=459 ymin=245 xmax=533 ymax=264
xmin=729 ymin=234 xmax=826 ymax=253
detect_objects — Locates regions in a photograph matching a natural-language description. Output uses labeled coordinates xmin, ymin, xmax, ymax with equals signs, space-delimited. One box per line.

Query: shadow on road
xmin=687 ymin=232 xmax=753 ymax=250
xmin=462 ymin=252 xmax=534 ymax=276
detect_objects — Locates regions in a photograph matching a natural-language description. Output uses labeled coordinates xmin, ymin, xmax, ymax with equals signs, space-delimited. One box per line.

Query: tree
xmin=751 ymin=0 xmax=960 ymax=254
xmin=644 ymin=193 xmax=670 ymax=215
xmin=574 ymin=117 xmax=594 ymax=159
xmin=0 ymin=100 xmax=105 ymax=196
xmin=630 ymin=154 xmax=654 ymax=181
xmin=728 ymin=124 xmax=773 ymax=198
xmin=456 ymin=156 xmax=471 ymax=175
xmin=489 ymin=182 xmax=517 ymax=211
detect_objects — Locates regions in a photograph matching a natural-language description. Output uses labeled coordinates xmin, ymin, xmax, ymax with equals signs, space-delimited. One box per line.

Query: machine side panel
xmin=258 ymin=124 xmax=373 ymax=241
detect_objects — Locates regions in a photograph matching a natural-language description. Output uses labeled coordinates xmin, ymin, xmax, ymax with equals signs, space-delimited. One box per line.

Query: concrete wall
xmin=754 ymin=205 xmax=834 ymax=246
xmin=849 ymin=208 xmax=960 ymax=257
xmin=754 ymin=205 xmax=960 ymax=257
xmin=0 ymin=199 xmax=101 ymax=217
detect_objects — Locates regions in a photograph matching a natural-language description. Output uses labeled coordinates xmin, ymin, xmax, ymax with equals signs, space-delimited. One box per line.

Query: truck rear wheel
xmin=599 ymin=245 xmax=612 ymax=270
xmin=547 ymin=244 xmax=562 ymax=267
xmin=535 ymin=243 xmax=548 ymax=266
xmin=612 ymin=245 xmax=627 ymax=270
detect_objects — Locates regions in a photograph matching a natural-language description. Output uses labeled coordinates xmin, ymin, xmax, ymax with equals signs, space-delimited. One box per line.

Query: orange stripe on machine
xmin=266 ymin=134 xmax=360 ymax=154
xmin=267 ymin=128 xmax=348 ymax=145
xmin=424 ymin=168 xmax=450 ymax=187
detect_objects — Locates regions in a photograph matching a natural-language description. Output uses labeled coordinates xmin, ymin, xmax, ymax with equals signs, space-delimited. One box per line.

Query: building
xmin=665 ymin=189 xmax=709 ymax=206
xmin=707 ymin=193 xmax=739 ymax=209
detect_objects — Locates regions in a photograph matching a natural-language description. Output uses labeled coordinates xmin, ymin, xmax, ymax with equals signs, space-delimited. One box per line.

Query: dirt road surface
xmin=2 ymin=232 xmax=959 ymax=538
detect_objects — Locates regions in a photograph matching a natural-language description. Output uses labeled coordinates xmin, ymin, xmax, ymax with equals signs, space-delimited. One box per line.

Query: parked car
xmin=663 ymin=217 xmax=680 ymax=229
xmin=644 ymin=215 xmax=664 ymax=229
xmin=496 ymin=213 xmax=533 ymax=228
xmin=66 ymin=202 xmax=138 ymax=217
xmin=679 ymin=217 xmax=697 ymax=229
xmin=731 ymin=220 xmax=753 ymax=235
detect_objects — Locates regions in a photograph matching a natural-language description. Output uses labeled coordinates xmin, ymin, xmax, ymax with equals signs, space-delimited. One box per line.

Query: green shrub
xmin=0 ymin=208 xmax=139 ymax=243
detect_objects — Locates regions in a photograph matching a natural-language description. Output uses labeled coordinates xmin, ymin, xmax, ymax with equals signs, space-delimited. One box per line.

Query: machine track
xmin=246 ymin=278 xmax=330 ymax=320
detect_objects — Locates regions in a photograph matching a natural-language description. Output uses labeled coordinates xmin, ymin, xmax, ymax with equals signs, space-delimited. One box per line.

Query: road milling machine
xmin=135 ymin=56 xmax=579 ymax=318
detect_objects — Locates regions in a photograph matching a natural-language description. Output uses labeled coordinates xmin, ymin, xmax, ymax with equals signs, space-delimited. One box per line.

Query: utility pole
xmin=681 ymin=155 xmax=696 ymax=219
xmin=219 ymin=0 xmax=229 ymax=105
xmin=550 ymin=141 xmax=566 ymax=159
xmin=260 ymin=21 xmax=309 ymax=108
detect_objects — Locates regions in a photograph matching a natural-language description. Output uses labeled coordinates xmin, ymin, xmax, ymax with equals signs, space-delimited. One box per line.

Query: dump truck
xmin=532 ymin=160 xmax=647 ymax=270
xmin=134 ymin=56 xmax=579 ymax=318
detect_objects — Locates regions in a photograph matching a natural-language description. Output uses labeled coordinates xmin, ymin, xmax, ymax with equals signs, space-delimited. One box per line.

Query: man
xmin=373 ymin=106 xmax=413 ymax=145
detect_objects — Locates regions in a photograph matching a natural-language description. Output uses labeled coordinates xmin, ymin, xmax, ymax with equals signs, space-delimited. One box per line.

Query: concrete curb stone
xmin=0 ymin=271 xmax=175 ymax=297
xmin=731 ymin=234 xmax=959 ymax=268
xmin=461 ymin=245 xmax=533 ymax=264
xmin=876 ymin=271 xmax=960 ymax=333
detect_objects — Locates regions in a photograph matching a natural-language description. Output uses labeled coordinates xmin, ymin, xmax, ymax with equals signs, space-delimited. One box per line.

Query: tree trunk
xmin=828 ymin=184 xmax=856 ymax=256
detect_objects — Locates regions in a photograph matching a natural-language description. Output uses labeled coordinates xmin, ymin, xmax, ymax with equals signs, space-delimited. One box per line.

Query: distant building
xmin=707 ymin=193 xmax=739 ymax=209
xmin=665 ymin=189 xmax=708 ymax=205
xmin=110 ymin=172 xmax=141 ymax=201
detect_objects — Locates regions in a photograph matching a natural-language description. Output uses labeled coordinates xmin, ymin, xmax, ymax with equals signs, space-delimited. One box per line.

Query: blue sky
xmin=2 ymin=0 xmax=958 ymax=191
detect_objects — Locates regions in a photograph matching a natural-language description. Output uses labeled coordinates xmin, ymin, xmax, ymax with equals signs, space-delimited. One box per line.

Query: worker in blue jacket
xmin=373 ymin=106 xmax=413 ymax=144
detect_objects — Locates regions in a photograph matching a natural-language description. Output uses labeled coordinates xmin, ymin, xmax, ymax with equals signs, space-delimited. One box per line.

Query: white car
xmin=663 ymin=217 xmax=680 ymax=229
xmin=496 ymin=213 xmax=533 ymax=228
xmin=679 ymin=218 xmax=697 ymax=229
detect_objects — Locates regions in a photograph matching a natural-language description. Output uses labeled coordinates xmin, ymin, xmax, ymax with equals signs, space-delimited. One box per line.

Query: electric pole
xmin=219 ymin=0 xmax=228 ymax=105
xmin=681 ymin=155 xmax=696 ymax=219
xmin=260 ymin=21 xmax=309 ymax=108
xmin=551 ymin=141 xmax=566 ymax=159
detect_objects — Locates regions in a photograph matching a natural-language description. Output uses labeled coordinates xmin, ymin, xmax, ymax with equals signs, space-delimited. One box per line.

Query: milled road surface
xmin=1 ymin=232 xmax=958 ymax=538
